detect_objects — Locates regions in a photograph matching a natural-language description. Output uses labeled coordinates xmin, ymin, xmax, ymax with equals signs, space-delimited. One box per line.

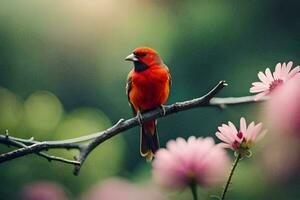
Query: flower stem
xmin=190 ymin=182 xmax=198 ymax=200
xmin=221 ymin=153 xmax=241 ymax=200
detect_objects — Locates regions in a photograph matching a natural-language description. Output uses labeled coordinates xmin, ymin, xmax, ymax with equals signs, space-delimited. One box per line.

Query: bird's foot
xmin=160 ymin=105 xmax=167 ymax=116
xmin=136 ymin=111 xmax=143 ymax=126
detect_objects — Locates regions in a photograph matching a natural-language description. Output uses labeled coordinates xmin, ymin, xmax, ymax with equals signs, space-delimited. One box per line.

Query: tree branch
xmin=0 ymin=81 xmax=266 ymax=175
xmin=0 ymin=134 xmax=80 ymax=165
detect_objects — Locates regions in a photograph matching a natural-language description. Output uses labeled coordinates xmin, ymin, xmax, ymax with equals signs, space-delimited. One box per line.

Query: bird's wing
xmin=126 ymin=74 xmax=137 ymax=115
xmin=164 ymin=64 xmax=172 ymax=87
xmin=168 ymin=69 xmax=172 ymax=87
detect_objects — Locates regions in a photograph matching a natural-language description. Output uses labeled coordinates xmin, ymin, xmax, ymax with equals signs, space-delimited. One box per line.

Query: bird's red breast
xmin=128 ymin=65 xmax=170 ymax=111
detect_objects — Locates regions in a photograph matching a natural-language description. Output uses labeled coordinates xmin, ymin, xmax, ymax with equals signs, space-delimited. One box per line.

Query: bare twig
xmin=0 ymin=81 xmax=266 ymax=175
xmin=210 ymin=96 xmax=268 ymax=108
xmin=0 ymin=135 xmax=80 ymax=165
xmin=0 ymin=135 xmax=83 ymax=149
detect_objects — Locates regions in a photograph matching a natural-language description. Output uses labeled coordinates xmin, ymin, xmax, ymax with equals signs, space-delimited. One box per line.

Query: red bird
xmin=125 ymin=47 xmax=171 ymax=161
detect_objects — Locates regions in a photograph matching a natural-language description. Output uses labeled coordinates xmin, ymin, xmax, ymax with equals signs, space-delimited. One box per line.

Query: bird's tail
xmin=140 ymin=119 xmax=160 ymax=161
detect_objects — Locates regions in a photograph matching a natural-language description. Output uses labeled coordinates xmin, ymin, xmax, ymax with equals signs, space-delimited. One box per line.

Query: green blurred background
xmin=0 ymin=0 xmax=299 ymax=199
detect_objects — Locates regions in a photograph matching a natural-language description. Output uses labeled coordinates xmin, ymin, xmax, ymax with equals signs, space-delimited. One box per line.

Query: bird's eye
xmin=134 ymin=52 xmax=147 ymax=57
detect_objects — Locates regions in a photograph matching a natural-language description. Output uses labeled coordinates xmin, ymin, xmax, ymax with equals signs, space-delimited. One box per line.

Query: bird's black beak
xmin=125 ymin=53 xmax=139 ymax=62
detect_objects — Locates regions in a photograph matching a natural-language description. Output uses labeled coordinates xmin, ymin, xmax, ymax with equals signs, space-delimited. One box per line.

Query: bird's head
xmin=125 ymin=47 xmax=162 ymax=72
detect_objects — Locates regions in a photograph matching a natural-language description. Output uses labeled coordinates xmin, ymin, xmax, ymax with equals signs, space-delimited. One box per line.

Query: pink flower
xmin=152 ymin=136 xmax=230 ymax=189
xmin=82 ymin=178 xmax=168 ymax=200
xmin=250 ymin=61 xmax=300 ymax=100
xmin=215 ymin=117 xmax=263 ymax=150
xmin=21 ymin=182 xmax=68 ymax=200
xmin=266 ymin=77 xmax=300 ymax=134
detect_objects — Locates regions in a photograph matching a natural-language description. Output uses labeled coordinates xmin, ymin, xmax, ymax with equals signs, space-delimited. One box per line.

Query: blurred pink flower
xmin=266 ymin=77 xmax=300 ymax=134
xmin=82 ymin=178 xmax=168 ymax=200
xmin=152 ymin=136 xmax=230 ymax=189
xmin=215 ymin=117 xmax=263 ymax=150
xmin=259 ymin=134 xmax=300 ymax=183
xmin=21 ymin=182 xmax=68 ymax=200
xmin=250 ymin=61 xmax=300 ymax=100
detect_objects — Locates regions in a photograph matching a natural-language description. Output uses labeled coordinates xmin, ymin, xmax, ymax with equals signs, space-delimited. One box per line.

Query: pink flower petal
xmin=218 ymin=125 xmax=235 ymax=141
xmin=249 ymin=123 xmax=263 ymax=142
xmin=250 ymin=85 xmax=267 ymax=93
xmin=246 ymin=121 xmax=255 ymax=132
xmin=287 ymin=66 xmax=300 ymax=79
xmin=280 ymin=62 xmax=289 ymax=79
xmin=252 ymin=82 xmax=268 ymax=88
xmin=273 ymin=63 xmax=282 ymax=80
xmin=245 ymin=122 xmax=255 ymax=140
xmin=286 ymin=61 xmax=293 ymax=73
xmin=254 ymin=90 xmax=269 ymax=101
xmin=240 ymin=117 xmax=247 ymax=135
xmin=281 ymin=62 xmax=287 ymax=74
xmin=217 ymin=142 xmax=232 ymax=149
xmin=228 ymin=121 xmax=238 ymax=134
xmin=216 ymin=131 xmax=232 ymax=143
xmin=258 ymin=71 xmax=270 ymax=85
xmin=265 ymin=68 xmax=274 ymax=82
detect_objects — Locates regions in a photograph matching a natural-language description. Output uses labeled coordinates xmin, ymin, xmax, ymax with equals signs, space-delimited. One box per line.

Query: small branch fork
xmin=0 ymin=81 xmax=266 ymax=175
